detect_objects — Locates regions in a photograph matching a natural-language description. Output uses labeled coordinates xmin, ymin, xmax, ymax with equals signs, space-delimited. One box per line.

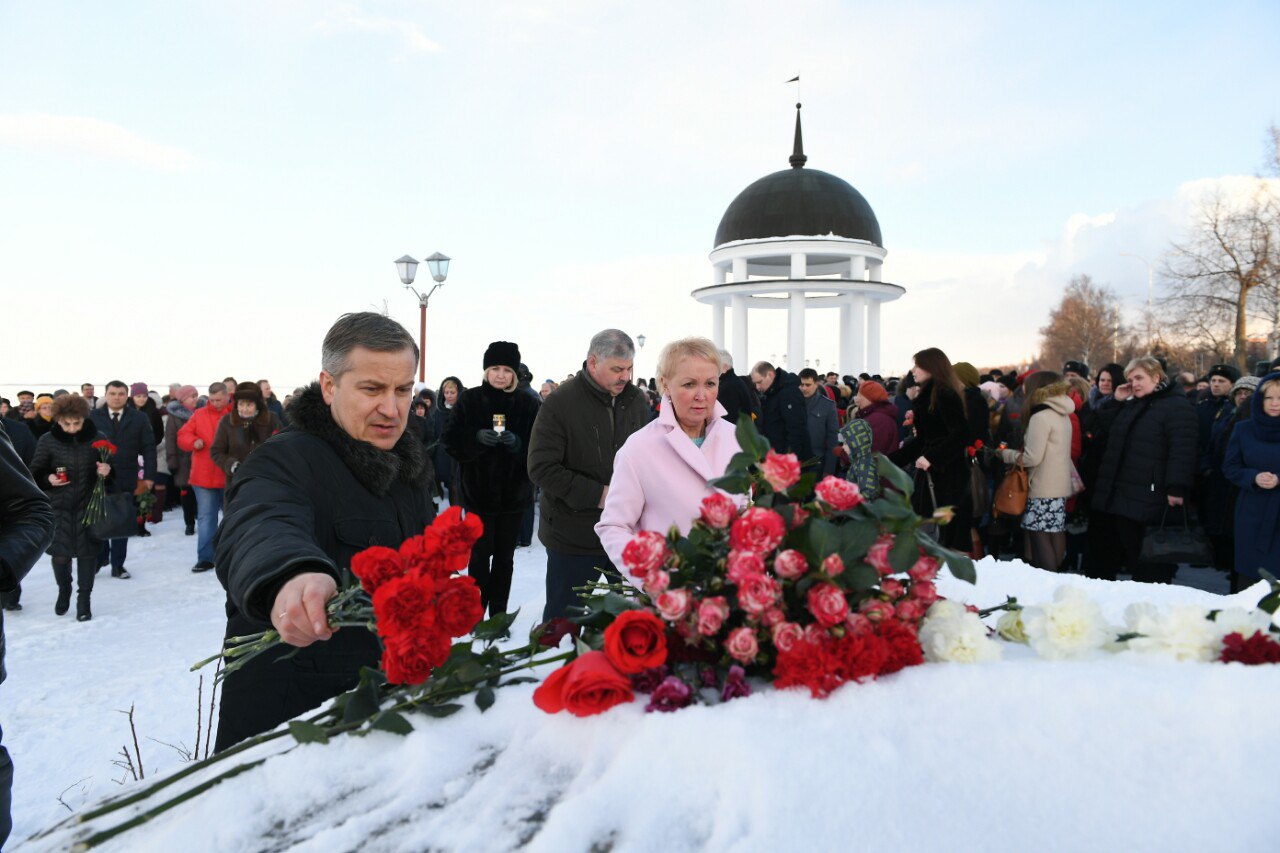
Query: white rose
xmin=1021 ymin=586 xmax=1112 ymax=661
xmin=919 ymin=612 xmax=1002 ymax=663
xmin=996 ymin=610 xmax=1029 ymax=644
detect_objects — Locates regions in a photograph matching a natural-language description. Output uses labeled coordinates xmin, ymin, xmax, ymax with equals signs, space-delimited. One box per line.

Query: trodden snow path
xmin=5 ymin=511 xmax=1279 ymax=851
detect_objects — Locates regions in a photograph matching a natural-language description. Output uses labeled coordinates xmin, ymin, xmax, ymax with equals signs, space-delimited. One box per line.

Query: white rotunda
xmin=693 ymin=104 xmax=903 ymax=376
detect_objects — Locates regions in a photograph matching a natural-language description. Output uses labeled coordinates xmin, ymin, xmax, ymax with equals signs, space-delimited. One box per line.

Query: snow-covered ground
xmin=5 ymin=513 xmax=1278 ymax=851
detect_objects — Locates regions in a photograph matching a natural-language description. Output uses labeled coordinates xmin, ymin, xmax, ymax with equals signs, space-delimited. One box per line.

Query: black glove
xmin=476 ymin=429 xmax=501 ymax=447
xmin=498 ymin=430 xmax=521 ymax=452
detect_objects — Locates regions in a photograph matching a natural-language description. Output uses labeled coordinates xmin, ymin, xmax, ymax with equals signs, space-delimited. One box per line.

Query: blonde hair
xmin=1124 ymin=355 xmax=1166 ymax=383
xmin=656 ymin=337 xmax=721 ymax=396
xmin=484 ymin=366 xmax=516 ymax=392
xmin=1260 ymin=378 xmax=1280 ymax=400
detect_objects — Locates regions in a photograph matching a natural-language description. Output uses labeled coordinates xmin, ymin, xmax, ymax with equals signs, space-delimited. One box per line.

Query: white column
xmin=714 ymin=265 xmax=728 ymax=285
xmin=790 ymin=253 xmax=806 ymax=279
xmin=787 ymin=290 xmax=805 ymax=372
xmin=731 ymin=294 xmax=749 ymax=371
xmin=711 ymin=300 xmax=726 ymax=348
xmin=732 ymin=257 xmax=748 ymax=283
xmin=849 ymin=256 xmax=866 ymax=280
xmin=869 ymin=260 xmax=882 ymax=283
xmin=846 ymin=293 xmax=866 ymax=375
xmin=839 ymin=300 xmax=853 ymax=372
xmin=867 ymin=299 xmax=882 ymax=375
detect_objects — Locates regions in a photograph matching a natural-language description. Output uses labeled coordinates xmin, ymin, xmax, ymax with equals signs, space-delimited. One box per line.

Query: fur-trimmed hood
xmin=287 ymin=383 xmax=432 ymax=496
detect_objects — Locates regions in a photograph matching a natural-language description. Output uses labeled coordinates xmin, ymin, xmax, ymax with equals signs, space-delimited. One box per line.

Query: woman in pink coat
xmin=596 ymin=337 xmax=745 ymax=582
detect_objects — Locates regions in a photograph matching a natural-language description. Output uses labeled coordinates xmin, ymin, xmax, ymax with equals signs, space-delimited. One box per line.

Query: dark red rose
xmin=532 ymin=651 xmax=634 ymax=717
xmin=372 ymin=573 xmax=438 ymax=640
xmin=536 ymin=617 xmax=581 ymax=648
xmin=645 ymin=675 xmax=694 ymax=713
xmin=603 ymin=609 xmax=668 ymax=674
xmin=630 ymin=665 xmax=669 ymax=693
xmin=435 ymin=576 xmax=485 ymax=638
xmin=1220 ymin=630 xmax=1280 ymax=665
xmin=350 ymin=545 xmax=407 ymax=594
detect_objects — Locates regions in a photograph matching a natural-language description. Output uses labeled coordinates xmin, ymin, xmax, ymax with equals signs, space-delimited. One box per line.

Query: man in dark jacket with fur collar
xmin=213 ymin=313 xmax=436 ymax=751
xmin=750 ymin=361 xmax=814 ymax=464
xmin=528 ymin=330 xmax=647 ymax=621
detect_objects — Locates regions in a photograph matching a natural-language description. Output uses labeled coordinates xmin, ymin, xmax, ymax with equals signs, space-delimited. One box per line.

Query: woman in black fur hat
xmin=443 ymin=341 xmax=538 ymax=616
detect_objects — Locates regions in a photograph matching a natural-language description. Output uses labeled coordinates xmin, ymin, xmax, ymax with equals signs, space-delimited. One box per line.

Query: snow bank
xmin=9 ymin=528 xmax=1279 ymax=851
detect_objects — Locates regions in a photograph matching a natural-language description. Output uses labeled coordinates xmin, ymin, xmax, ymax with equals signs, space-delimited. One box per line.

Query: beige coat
xmin=1001 ymin=392 xmax=1075 ymax=499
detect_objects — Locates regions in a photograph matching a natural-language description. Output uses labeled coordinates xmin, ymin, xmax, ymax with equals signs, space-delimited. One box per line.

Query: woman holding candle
xmin=443 ymin=341 xmax=538 ymax=616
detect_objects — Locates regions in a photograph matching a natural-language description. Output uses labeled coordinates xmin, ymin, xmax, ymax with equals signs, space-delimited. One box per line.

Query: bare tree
xmin=1038 ymin=275 xmax=1136 ymax=369
xmin=1159 ymin=182 xmax=1279 ymax=373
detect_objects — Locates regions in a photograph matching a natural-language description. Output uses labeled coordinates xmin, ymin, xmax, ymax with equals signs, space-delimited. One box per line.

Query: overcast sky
xmin=2 ymin=0 xmax=1277 ymax=394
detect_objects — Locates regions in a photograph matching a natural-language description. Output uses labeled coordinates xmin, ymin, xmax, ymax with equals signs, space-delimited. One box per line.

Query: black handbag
xmin=968 ymin=457 xmax=990 ymax=518
xmin=89 ymin=492 xmax=139 ymax=541
xmin=1140 ymin=506 xmax=1213 ymax=566
xmin=913 ymin=469 xmax=941 ymax=540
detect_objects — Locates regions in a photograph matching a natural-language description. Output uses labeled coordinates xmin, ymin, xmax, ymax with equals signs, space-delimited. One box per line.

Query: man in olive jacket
xmin=528 ymin=330 xmax=647 ymax=621
xmin=213 ymin=313 xmax=436 ymax=751
xmin=0 ymin=422 xmax=55 ymax=847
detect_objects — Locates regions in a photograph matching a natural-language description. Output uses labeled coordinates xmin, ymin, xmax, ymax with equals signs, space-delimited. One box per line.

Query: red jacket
xmin=178 ymin=402 xmax=232 ymax=488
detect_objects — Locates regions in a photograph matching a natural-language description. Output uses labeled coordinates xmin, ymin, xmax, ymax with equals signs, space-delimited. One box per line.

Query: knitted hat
xmin=130 ymin=382 xmax=148 ymax=396
xmin=858 ymin=381 xmax=888 ymax=403
xmin=1231 ymin=375 xmax=1260 ymax=396
xmin=177 ymin=384 xmax=198 ymax=401
xmin=483 ymin=341 xmax=521 ymax=370
xmin=954 ymin=362 xmax=980 ymax=388
xmin=1206 ymin=363 xmax=1241 ymax=383
xmin=34 ymin=393 xmax=54 ymax=407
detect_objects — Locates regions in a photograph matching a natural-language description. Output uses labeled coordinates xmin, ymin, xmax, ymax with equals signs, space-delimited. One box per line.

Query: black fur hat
xmin=483 ymin=341 xmax=521 ymax=370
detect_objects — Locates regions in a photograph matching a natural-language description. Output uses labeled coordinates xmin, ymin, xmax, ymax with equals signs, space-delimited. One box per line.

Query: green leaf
xmin=475 ymin=687 xmax=496 ymax=712
xmin=840 ymin=564 xmax=880 ymax=592
xmin=837 ymin=518 xmax=879 ymax=564
xmin=735 ymin=415 xmax=769 ymax=461
xmin=420 ymin=703 xmax=464 ymax=719
xmin=942 ymin=550 xmax=977 ymax=585
xmin=806 ymin=519 xmax=840 ymax=563
xmin=342 ymin=677 xmax=382 ymax=724
xmin=876 ymin=453 xmax=914 ymax=497
xmin=709 ymin=471 xmax=753 ymax=494
xmin=726 ymin=450 xmax=757 ymax=474
xmin=473 ymin=609 xmax=519 ymax=641
xmin=288 ymin=721 xmax=330 ymax=744
xmin=369 ymin=711 xmax=414 ymax=736
xmin=500 ymin=676 xmax=540 ymax=687
xmin=1257 ymin=590 xmax=1280 ymax=615
xmin=888 ymin=531 xmax=919 ymax=573
xmin=601 ymin=592 xmax=640 ymax=615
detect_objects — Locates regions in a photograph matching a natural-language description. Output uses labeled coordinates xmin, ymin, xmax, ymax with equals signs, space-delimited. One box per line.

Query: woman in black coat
xmin=1086 ymin=356 xmax=1198 ymax=583
xmin=890 ymin=348 xmax=971 ymax=552
xmin=443 ymin=344 xmax=537 ymax=616
xmin=428 ymin=376 xmax=464 ymax=504
xmin=28 ymin=394 xmax=110 ymax=620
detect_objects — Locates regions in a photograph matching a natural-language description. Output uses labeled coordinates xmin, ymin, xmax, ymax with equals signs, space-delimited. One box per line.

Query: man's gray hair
xmin=587 ymin=329 xmax=635 ymax=362
xmin=322 ymin=312 xmax=419 ymax=379
xmin=718 ymin=348 xmax=733 ymax=371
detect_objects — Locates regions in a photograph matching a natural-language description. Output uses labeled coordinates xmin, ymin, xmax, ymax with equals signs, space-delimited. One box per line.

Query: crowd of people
xmin=2 ymin=310 xmax=1280 ymax=844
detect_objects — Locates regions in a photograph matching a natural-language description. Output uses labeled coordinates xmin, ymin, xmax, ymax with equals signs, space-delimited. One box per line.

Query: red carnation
xmin=372 ymin=573 xmax=438 ymax=640
xmin=773 ymin=637 xmax=843 ymax=698
xmin=430 ymin=506 xmax=484 ymax=570
xmin=729 ymin=507 xmax=786 ymax=555
xmin=435 ymin=576 xmax=485 ymax=638
xmin=382 ymin=630 xmax=452 ymax=685
xmin=350 ymin=546 xmax=406 ymax=595
xmin=832 ymin=630 xmax=889 ymax=682
xmin=875 ymin=617 xmax=924 ymax=674
xmin=398 ymin=531 xmax=452 ymax=580
xmin=1220 ymin=630 xmax=1280 ymax=665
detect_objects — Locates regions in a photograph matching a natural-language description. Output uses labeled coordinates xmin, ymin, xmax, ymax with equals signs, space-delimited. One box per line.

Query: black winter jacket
xmin=1 ymin=417 xmax=35 ymax=466
xmin=89 ymin=406 xmax=157 ymax=492
xmin=29 ymin=420 xmax=107 ymax=560
xmin=527 ymin=370 xmax=648 ymax=554
xmin=0 ymin=425 xmax=54 ymax=684
xmin=127 ymin=396 xmax=166 ymax=446
xmin=760 ymin=369 xmax=814 ymax=463
xmin=890 ymin=381 xmax=970 ymax=549
xmin=1092 ymin=383 xmax=1198 ymax=524
xmin=717 ymin=370 xmax=761 ymax=425
xmin=444 ymin=381 xmax=538 ymax=515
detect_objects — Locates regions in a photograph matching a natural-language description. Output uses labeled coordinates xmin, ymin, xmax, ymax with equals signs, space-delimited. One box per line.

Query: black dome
xmin=714 ymin=167 xmax=883 ymax=248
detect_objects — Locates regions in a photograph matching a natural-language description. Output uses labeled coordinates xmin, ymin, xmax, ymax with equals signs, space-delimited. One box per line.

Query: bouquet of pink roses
xmin=534 ymin=417 xmax=976 ymax=714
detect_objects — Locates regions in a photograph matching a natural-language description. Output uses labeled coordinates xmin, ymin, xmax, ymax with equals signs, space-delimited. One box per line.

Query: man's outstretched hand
xmin=272 ymin=572 xmax=338 ymax=647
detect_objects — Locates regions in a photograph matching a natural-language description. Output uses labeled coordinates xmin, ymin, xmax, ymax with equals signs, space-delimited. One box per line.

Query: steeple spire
xmin=789 ymin=102 xmax=807 ymax=169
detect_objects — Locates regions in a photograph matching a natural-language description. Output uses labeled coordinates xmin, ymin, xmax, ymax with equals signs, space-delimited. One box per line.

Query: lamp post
xmin=396 ymin=252 xmax=451 ymax=382
xmin=636 ymin=334 xmax=646 ymax=380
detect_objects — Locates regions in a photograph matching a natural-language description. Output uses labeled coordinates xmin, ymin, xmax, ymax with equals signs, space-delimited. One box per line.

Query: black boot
xmin=76 ymin=558 xmax=95 ymax=622
xmin=53 ymin=561 xmax=73 ymax=616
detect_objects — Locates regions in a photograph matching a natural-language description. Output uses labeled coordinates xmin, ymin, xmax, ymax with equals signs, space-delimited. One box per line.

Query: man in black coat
xmin=0 ymin=423 xmax=55 ymax=848
xmin=528 ymin=330 xmax=648 ymax=621
xmin=1194 ymin=363 xmax=1239 ymax=570
xmin=89 ymin=380 xmax=157 ymax=578
xmin=214 ymin=312 xmax=436 ymax=752
xmin=0 ymin=418 xmax=34 ymax=468
xmin=750 ymin=361 xmax=814 ymax=464
xmin=257 ymin=379 xmax=288 ymax=426
xmin=715 ymin=349 xmax=761 ymax=425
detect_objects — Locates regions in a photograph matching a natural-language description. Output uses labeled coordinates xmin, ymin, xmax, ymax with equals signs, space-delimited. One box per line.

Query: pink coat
xmin=596 ymin=398 xmax=746 ymax=583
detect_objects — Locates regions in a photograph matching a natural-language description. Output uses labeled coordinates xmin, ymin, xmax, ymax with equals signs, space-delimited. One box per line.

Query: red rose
xmin=726 ymin=549 xmax=766 ymax=585
xmin=697 ymin=596 xmax=730 ymax=636
xmin=1220 ymin=630 xmax=1280 ymax=664
xmin=603 ymin=609 xmax=669 ymax=674
xmin=655 ymin=588 xmax=693 ymax=622
xmin=382 ymin=630 xmax=451 ymax=685
xmin=350 ymin=545 xmax=407 ymax=594
xmin=643 ymin=569 xmax=670 ymax=596
xmin=760 ymin=606 xmax=785 ymax=628
xmin=844 ymin=612 xmax=874 ymax=635
xmin=860 ymin=598 xmax=895 ymax=622
xmin=771 ymin=621 xmax=804 ymax=652
xmin=908 ymin=554 xmax=940 ymax=582
xmin=880 ymin=578 xmax=905 ymax=600
xmin=773 ymin=549 xmax=809 ymax=580
xmin=738 ymin=573 xmax=781 ymax=616
xmin=866 ymin=533 xmax=895 ymax=576
xmin=807 ymin=582 xmax=849 ymax=628
xmin=876 ymin=617 xmax=924 ymax=674
xmin=787 ymin=505 xmax=809 ymax=530
xmin=814 ymin=476 xmax=864 ymax=511
xmin=909 ymin=580 xmax=938 ymax=604
xmin=532 ymin=651 xmax=634 ymax=717
xmin=760 ymin=450 xmax=801 ymax=493
xmin=821 ymin=553 xmax=846 ymax=577
xmin=435 ymin=576 xmax=485 ymax=637
xmin=699 ymin=492 xmax=738 ymax=529
xmin=725 ymin=626 xmax=760 ymax=664
xmin=894 ymin=599 xmax=928 ymax=623
xmin=537 ymin=617 xmax=580 ymax=648
xmin=429 ymin=506 xmax=484 ymax=571
xmin=729 ymin=508 xmax=786 ymax=555
xmin=372 ymin=573 xmax=438 ymax=640
xmin=622 ymin=531 xmax=669 ymax=580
